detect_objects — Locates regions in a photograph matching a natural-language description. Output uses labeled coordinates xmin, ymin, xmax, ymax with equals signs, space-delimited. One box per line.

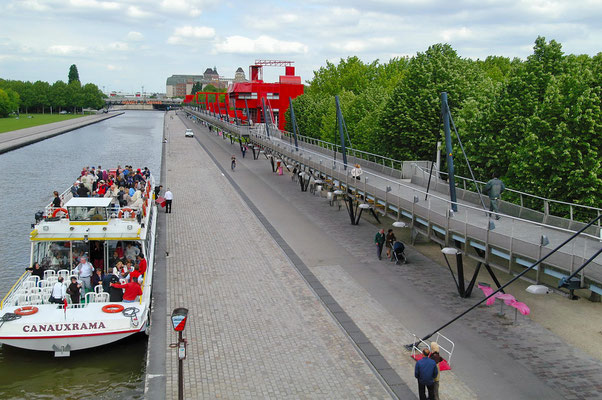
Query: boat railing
xmin=1 ymin=271 xmax=28 ymax=310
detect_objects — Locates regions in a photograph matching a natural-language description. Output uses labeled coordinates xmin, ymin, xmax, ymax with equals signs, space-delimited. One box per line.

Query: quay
xmin=0 ymin=111 xmax=124 ymax=154
xmin=146 ymin=111 xmax=602 ymax=399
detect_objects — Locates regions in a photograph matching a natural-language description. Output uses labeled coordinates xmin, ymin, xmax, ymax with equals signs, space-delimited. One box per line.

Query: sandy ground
xmin=382 ymin=214 xmax=602 ymax=362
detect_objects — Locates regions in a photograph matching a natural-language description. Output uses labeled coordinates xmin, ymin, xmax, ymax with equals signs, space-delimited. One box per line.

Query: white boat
xmin=0 ymin=170 xmax=158 ymax=356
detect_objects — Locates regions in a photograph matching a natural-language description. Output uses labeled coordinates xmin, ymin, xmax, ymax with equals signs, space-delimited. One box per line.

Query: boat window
xmin=68 ymin=206 xmax=108 ymax=222
xmin=34 ymin=241 xmax=71 ymax=271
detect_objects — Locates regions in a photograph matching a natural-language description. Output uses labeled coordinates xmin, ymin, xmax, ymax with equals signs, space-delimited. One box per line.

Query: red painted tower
xmin=227 ymin=60 xmax=304 ymax=130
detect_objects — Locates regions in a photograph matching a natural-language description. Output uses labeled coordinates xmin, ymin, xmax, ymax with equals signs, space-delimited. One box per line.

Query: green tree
xmin=50 ymin=80 xmax=68 ymax=112
xmin=82 ymin=83 xmax=104 ymax=109
xmin=0 ymin=88 xmax=20 ymax=117
xmin=191 ymin=82 xmax=202 ymax=95
xmin=32 ymin=80 xmax=51 ymax=113
xmin=68 ymin=64 xmax=80 ymax=84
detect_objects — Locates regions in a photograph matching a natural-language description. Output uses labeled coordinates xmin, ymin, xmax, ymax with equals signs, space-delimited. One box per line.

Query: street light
xmin=392 ymin=221 xmax=407 ymax=228
xmin=441 ymin=247 xmax=461 ymax=255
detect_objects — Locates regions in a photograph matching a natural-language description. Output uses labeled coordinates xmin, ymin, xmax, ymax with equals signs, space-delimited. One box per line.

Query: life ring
xmin=15 ymin=306 xmax=38 ymax=316
xmin=102 ymin=304 xmax=124 ymax=313
xmin=118 ymin=208 xmax=134 ymax=218
xmin=52 ymin=208 xmax=69 ymax=218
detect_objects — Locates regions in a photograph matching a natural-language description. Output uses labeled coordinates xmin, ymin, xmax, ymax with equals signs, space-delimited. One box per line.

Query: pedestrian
xmin=154 ymin=184 xmax=163 ymax=199
xmin=429 ymin=342 xmax=443 ymax=400
xmin=483 ymin=175 xmax=505 ymax=220
xmin=385 ymin=229 xmax=396 ymax=259
xmin=241 ymin=145 xmax=247 ymax=158
xmin=374 ymin=229 xmax=385 ymax=260
xmin=415 ymin=348 xmax=438 ymax=400
xmin=164 ymin=188 xmax=173 ymax=213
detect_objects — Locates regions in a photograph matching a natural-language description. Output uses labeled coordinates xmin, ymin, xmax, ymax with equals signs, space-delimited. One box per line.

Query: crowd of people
xmin=53 ymin=165 xmax=152 ymax=209
xmin=33 ymin=241 xmax=147 ymax=305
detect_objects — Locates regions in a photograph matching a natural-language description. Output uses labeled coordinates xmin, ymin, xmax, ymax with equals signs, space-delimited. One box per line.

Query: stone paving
xmin=0 ymin=112 xmax=122 ymax=154
xmin=162 ymin=112 xmax=392 ymax=399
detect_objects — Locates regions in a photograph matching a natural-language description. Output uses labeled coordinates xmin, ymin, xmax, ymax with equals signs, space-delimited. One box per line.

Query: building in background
xmin=166 ymin=67 xmax=245 ymax=98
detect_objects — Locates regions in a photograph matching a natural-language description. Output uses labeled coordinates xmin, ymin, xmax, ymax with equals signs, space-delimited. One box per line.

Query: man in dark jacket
xmin=483 ymin=175 xmax=505 ymax=220
xmin=415 ymin=348 xmax=438 ymax=400
xmin=374 ymin=229 xmax=385 ymax=260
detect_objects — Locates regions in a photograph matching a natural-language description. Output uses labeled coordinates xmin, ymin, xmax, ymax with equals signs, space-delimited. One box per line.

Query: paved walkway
xmin=161 ymin=111 xmax=396 ymax=399
xmin=184 ymin=114 xmax=602 ymax=400
xmin=0 ymin=112 xmax=123 ymax=154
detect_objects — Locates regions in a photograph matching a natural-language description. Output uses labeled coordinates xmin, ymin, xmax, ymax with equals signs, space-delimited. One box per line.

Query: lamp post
xmin=171 ymin=308 xmax=189 ymax=400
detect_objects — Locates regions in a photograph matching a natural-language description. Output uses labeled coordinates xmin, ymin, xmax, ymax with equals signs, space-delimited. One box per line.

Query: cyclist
xmin=231 ymin=155 xmax=236 ymax=171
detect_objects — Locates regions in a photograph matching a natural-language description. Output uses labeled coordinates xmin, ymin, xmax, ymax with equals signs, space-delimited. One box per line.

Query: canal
xmin=0 ymin=110 xmax=164 ymax=399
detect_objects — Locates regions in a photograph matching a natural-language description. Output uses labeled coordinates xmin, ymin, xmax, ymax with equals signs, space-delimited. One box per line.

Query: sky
xmin=1 ymin=0 xmax=601 ymax=94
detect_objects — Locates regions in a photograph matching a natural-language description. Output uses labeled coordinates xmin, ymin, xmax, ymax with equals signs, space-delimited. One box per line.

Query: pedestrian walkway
xmin=186 ymin=113 xmax=602 ymax=400
xmin=0 ymin=112 xmax=122 ymax=154
xmin=161 ymin=111 xmax=396 ymax=399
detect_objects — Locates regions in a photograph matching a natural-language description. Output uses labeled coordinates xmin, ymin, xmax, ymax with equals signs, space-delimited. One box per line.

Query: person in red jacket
xmin=137 ymin=253 xmax=147 ymax=276
xmin=110 ymin=281 xmax=142 ymax=303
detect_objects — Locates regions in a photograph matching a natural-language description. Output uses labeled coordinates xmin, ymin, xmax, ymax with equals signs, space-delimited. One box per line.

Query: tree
xmin=50 ymin=80 xmax=68 ymax=112
xmin=81 ymin=83 xmax=105 ymax=109
xmin=0 ymin=88 xmax=20 ymax=117
xmin=68 ymin=64 xmax=80 ymax=84
xmin=191 ymin=82 xmax=202 ymax=95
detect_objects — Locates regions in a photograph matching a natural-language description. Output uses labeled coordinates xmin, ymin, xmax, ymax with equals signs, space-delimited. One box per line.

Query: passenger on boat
xmin=112 ymin=261 xmax=125 ymax=278
xmin=129 ymin=265 xmax=142 ymax=284
xmin=77 ymin=182 xmax=90 ymax=197
xmin=91 ymin=268 xmax=104 ymax=289
xmin=75 ymin=256 xmax=94 ymax=290
xmin=110 ymin=280 xmax=142 ymax=303
xmin=70 ymin=181 xmax=80 ymax=197
xmin=125 ymin=243 xmax=140 ymax=261
xmin=108 ymin=276 xmax=123 ymax=302
xmin=67 ymin=277 xmax=82 ymax=304
xmin=25 ymin=262 xmax=45 ymax=281
xmin=52 ymin=191 xmax=61 ymax=208
xmin=154 ymin=185 xmax=163 ymax=198
xmin=116 ymin=174 xmax=126 ymax=188
xmin=97 ymin=180 xmax=108 ymax=196
xmin=137 ymin=254 xmax=147 ymax=276
xmin=102 ymin=273 xmax=113 ymax=293
xmin=49 ymin=277 xmax=67 ymax=304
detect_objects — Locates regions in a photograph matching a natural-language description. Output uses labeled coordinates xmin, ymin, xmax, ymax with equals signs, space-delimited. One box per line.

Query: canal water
xmin=0 ymin=110 xmax=164 ymax=399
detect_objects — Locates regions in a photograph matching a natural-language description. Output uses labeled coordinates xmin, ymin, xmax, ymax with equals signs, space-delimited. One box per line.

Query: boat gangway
xmin=183 ymin=108 xmax=602 ymax=299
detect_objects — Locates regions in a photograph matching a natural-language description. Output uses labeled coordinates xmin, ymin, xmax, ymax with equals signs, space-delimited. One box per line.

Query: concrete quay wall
xmin=0 ymin=111 xmax=124 ymax=154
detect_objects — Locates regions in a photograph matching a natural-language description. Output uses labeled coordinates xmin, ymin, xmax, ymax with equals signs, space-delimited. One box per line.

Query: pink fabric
xmin=411 ymin=354 xmax=452 ymax=370
xmin=509 ymin=301 xmax=531 ymax=315
xmin=478 ymin=284 xmax=497 ymax=306
xmin=496 ymin=293 xmax=517 ymax=305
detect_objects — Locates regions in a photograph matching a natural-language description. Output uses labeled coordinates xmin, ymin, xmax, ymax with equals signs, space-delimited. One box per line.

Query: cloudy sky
xmin=1 ymin=0 xmax=601 ymax=94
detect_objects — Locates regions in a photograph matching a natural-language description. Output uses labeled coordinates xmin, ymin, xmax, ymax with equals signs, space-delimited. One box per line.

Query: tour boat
xmin=0 ymin=170 xmax=157 ymax=356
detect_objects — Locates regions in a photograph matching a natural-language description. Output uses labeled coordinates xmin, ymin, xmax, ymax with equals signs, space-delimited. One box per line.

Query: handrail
xmin=188 ymin=108 xmax=601 ymax=240
xmin=188 ymin=106 xmax=600 ymax=222
xmin=1 ymin=271 xmax=28 ymax=310
xmin=251 ymin=130 xmax=600 ymax=241
xmin=416 ymin=164 xmax=602 ymax=219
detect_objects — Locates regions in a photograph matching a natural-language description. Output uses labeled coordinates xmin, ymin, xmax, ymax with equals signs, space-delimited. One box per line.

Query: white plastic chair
xmin=57 ymin=269 xmax=70 ymax=280
xmin=27 ymin=294 xmax=42 ymax=305
xmin=21 ymin=281 xmax=35 ymax=290
xmin=96 ymin=292 xmax=109 ymax=303
xmin=40 ymin=280 xmax=52 ymax=288
xmin=44 ymin=270 xmax=56 ymax=280
xmin=29 ymin=287 xmax=42 ymax=295
xmin=94 ymin=285 xmax=104 ymax=293
xmin=85 ymin=292 xmax=96 ymax=304
xmin=17 ymin=294 xmax=29 ymax=306
xmin=26 ymin=275 xmax=40 ymax=285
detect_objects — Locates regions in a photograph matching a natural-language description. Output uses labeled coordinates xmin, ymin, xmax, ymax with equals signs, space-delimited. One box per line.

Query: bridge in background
xmin=183 ymin=107 xmax=602 ymax=302
xmin=105 ymin=97 xmax=181 ymax=110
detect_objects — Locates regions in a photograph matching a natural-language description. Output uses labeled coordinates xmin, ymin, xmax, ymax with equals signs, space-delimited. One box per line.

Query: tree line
xmin=285 ymin=37 xmax=602 ymax=213
xmin=0 ymin=64 xmax=105 ymax=117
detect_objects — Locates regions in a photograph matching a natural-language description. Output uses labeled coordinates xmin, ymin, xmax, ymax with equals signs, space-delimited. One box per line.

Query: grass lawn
xmin=0 ymin=113 xmax=87 ymax=134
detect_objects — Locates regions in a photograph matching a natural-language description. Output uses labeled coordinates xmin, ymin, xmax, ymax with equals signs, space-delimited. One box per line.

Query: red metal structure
xmin=226 ymin=61 xmax=304 ymax=130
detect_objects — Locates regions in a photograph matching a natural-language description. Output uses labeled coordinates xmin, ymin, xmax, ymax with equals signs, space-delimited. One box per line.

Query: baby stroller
xmin=391 ymin=241 xmax=407 ymax=264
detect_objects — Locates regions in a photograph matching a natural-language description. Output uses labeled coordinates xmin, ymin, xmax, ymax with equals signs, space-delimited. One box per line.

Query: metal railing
xmin=413 ymin=165 xmax=602 ymax=226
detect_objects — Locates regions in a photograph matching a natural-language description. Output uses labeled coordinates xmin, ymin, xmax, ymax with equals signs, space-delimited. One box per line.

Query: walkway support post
xmin=442 ymin=92 xmax=457 ymax=212
xmin=244 ymin=99 xmax=250 ymax=125
xmin=335 ymin=96 xmax=348 ymax=170
xmin=289 ymin=97 xmax=299 ymax=151
xmin=262 ymin=97 xmax=271 ymax=139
